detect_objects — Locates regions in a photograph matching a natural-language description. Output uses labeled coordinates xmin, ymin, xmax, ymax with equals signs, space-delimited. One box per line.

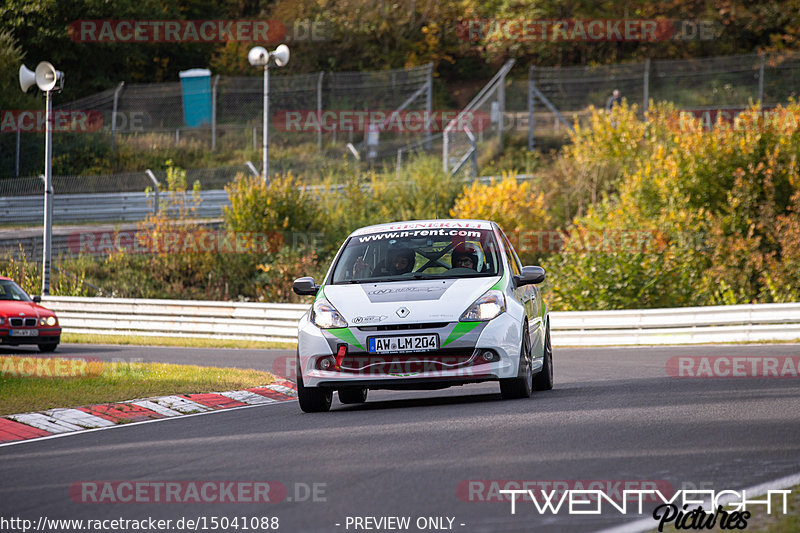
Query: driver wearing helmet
xmin=451 ymin=244 xmax=478 ymax=270
xmin=387 ymin=246 xmax=415 ymax=275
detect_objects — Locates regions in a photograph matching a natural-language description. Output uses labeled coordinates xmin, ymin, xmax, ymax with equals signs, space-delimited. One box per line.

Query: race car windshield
xmin=0 ymin=280 xmax=32 ymax=302
xmin=330 ymin=228 xmax=502 ymax=284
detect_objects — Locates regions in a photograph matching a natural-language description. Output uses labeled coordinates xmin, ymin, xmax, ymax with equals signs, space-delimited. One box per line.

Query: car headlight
xmin=47 ymin=316 xmax=57 ymax=326
xmin=460 ymin=290 xmax=506 ymax=322
xmin=0 ymin=317 xmax=4 ymax=325
xmin=311 ymin=298 xmax=347 ymax=329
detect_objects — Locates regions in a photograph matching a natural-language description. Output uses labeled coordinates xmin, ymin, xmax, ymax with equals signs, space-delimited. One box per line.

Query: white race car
xmin=292 ymin=219 xmax=552 ymax=412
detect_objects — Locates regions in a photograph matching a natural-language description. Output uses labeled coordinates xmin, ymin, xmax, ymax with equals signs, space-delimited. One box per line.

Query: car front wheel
xmin=500 ymin=321 xmax=533 ymax=399
xmin=297 ymin=371 xmax=332 ymax=413
xmin=38 ymin=342 xmax=58 ymax=353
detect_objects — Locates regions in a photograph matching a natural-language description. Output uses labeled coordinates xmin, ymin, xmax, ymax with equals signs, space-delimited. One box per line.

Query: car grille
xmin=338 ymin=350 xmax=479 ymax=375
xmin=10 ymin=318 xmax=37 ymax=327
xmin=358 ymin=322 xmax=449 ymax=332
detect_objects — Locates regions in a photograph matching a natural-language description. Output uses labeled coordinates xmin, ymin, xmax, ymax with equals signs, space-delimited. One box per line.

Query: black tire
xmin=338 ymin=387 xmax=368 ymax=404
xmin=533 ymin=320 xmax=553 ymax=391
xmin=38 ymin=342 xmax=58 ymax=353
xmin=500 ymin=321 xmax=533 ymax=399
xmin=297 ymin=371 xmax=332 ymax=413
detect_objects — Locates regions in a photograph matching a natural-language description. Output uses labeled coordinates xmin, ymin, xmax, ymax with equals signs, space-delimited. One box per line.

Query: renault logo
xmin=396 ymin=306 xmax=410 ymax=318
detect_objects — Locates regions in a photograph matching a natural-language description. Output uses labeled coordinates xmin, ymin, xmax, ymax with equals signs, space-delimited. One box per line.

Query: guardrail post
xmin=758 ymin=53 xmax=765 ymax=106
xmin=145 ymin=169 xmax=160 ymax=215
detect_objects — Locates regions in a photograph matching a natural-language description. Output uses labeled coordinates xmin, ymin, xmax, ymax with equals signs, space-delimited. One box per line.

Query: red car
xmin=0 ymin=277 xmax=61 ymax=352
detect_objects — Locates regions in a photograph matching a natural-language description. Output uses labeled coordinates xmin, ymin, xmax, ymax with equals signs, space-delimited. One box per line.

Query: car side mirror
xmin=514 ymin=266 xmax=545 ymax=287
xmin=32 ymin=295 xmax=42 ymax=303
xmin=292 ymin=276 xmax=320 ymax=296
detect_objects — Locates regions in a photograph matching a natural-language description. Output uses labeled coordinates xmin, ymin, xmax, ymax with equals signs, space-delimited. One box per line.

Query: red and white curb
xmin=0 ymin=380 xmax=297 ymax=444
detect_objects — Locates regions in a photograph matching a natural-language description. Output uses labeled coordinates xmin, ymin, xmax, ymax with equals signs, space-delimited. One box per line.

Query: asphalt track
xmin=1 ymin=343 xmax=799 ymax=532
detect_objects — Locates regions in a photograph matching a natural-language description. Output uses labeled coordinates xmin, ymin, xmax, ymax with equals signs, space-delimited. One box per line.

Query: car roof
xmin=348 ymin=219 xmax=497 ymax=237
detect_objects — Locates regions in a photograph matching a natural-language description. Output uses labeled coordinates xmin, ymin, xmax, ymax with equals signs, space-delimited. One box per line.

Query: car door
xmin=498 ymin=229 xmax=542 ymax=353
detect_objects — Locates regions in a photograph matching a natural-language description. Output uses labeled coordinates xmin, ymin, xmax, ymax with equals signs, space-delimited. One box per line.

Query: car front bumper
xmin=297 ymin=313 xmax=523 ymax=389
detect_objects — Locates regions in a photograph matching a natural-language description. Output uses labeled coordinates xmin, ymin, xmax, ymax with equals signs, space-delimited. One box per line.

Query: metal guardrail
xmin=42 ymin=297 xmax=309 ymax=343
xmin=40 ymin=297 xmax=800 ymax=346
xmin=0 ymin=190 xmax=231 ymax=225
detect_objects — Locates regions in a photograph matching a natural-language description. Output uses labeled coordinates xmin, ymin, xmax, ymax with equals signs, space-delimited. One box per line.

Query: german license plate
xmin=11 ymin=329 xmax=37 ymax=337
xmin=368 ymin=334 xmax=438 ymax=354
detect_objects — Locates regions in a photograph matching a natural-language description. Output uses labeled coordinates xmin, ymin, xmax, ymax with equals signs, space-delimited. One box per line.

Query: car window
xmin=0 ymin=280 xmax=32 ymax=301
xmin=499 ymin=231 xmax=522 ymax=276
xmin=331 ymin=227 xmax=502 ymax=284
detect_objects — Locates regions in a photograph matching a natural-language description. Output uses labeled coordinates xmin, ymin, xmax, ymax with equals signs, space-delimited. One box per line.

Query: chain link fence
xmin=1 ymin=64 xmax=433 ymax=179
xmin=526 ymin=52 xmax=800 ymax=148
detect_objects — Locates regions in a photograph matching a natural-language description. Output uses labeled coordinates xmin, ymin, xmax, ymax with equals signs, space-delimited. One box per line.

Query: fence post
xmin=498 ymin=67 xmax=507 ymax=147
xmin=211 ymin=75 xmax=220 ymax=151
xmin=317 ymin=71 xmax=324 ymax=152
xmin=110 ymin=82 xmax=125 ymax=150
xmin=643 ymin=59 xmax=650 ymax=114
xmin=145 ymin=169 xmax=159 ymax=215
xmin=758 ymin=53 xmax=766 ymax=106
xmin=15 ymin=129 xmax=21 ymax=177
xmin=425 ymin=64 xmax=433 ymax=150
xmin=528 ymin=66 xmax=535 ymax=151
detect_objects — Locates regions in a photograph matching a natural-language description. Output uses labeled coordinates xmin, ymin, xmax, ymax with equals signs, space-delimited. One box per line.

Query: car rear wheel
xmin=338 ymin=387 xmax=368 ymax=404
xmin=297 ymin=372 xmax=332 ymax=413
xmin=533 ymin=320 xmax=553 ymax=391
xmin=500 ymin=321 xmax=533 ymax=399
xmin=38 ymin=342 xmax=58 ymax=353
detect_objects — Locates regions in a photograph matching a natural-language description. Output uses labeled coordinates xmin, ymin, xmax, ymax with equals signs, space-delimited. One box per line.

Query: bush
xmin=544 ymin=102 xmax=800 ymax=310
xmin=450 ymin=173 xmax=552 ymax=263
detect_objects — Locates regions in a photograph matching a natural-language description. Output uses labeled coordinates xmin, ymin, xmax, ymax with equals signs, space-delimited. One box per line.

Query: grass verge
xmin=0 ymin=355 xmax=276 ymax=416
xmin=62 ymin=332 xmax=295 ymax=350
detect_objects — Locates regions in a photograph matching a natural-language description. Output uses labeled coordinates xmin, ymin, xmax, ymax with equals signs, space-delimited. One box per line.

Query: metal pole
xmin=211 ymin=75 xmax=220 ymax=150
xmin=110 ymin=81 xmax=124 ymax=150
xmin=528 ymin=66 xmax=534 ymax=151
xmin=758 ymin=53 xmax=765 ymax=106
xmin=15 ymin=128 xmax=21 ymax=177
xmin=425 ymin=66 xmax=432 ymax=150
xmin=498 ymin=69 xmax=506 ymax=147
xmin=145 ymin=169 xmax=160 ymax=215
xmin=317 ymin=71 xmax=324 ymax=152
xmin=263 ymin=63 xmax=270 ymax=184
xmin=42 ymin=90 xmax=53 ymax=295
xmin=643 ymin=59 xmax=650 ymax=114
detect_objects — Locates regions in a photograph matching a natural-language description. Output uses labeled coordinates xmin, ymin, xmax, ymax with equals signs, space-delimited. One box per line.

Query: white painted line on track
xmin=593 ymin=471 xmax=800 ymax=533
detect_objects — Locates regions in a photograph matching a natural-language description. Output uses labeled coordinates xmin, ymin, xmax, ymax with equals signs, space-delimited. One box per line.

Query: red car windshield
xmin=0 ymin=280 xmax=32 ymax=302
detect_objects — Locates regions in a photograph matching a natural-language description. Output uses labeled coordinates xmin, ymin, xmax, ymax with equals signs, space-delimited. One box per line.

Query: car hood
xmin=0 ymin=300 xmax=54 ymax=318
xmin=323 ymin=276 xmax=500 ymax=326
